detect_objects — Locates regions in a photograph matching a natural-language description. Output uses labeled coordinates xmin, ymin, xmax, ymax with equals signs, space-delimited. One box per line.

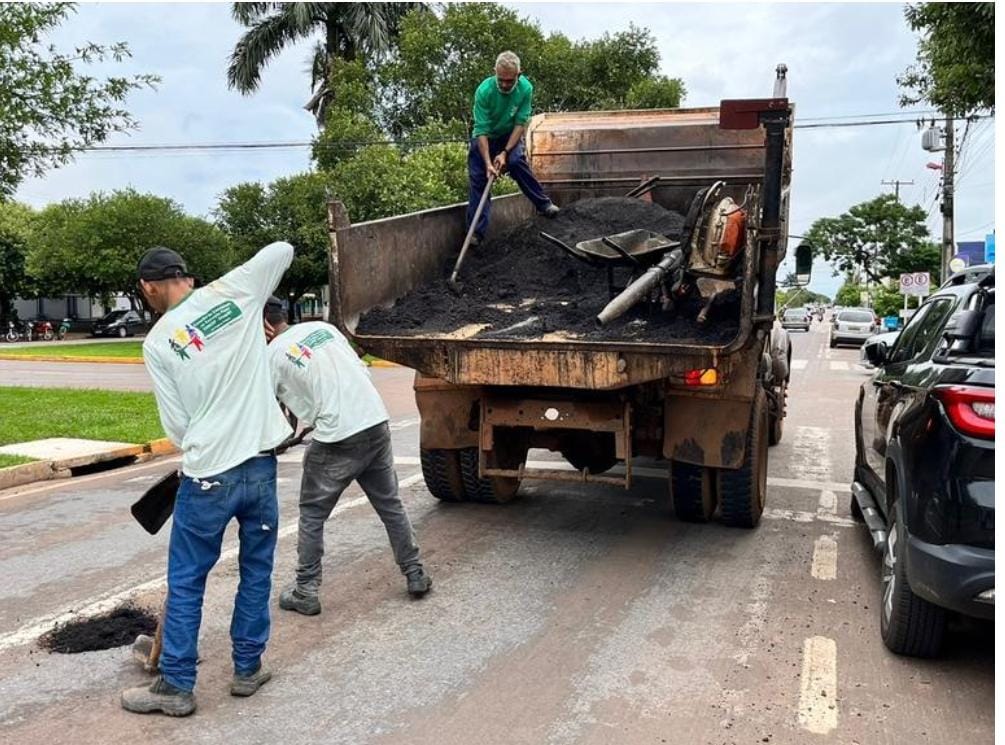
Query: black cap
xmin=137 ymin=247 xmax=190 ymax=281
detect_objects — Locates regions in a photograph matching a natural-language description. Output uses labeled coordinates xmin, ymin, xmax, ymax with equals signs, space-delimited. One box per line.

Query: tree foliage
xmin=227 ymin=2 xmax=426 ymax=126
xmin=28 ymin=190 xmax=232 ymax=308
xmin=377 ymin=5 xmax=685 ymax=135
xmin=0 ymin=203 xmax=36 ymax=321
xmin=804 ymin=194 xmax=940 ymax=284
xmin=898 ymin=2 xmax=995 ymax=114
xmin=0 ymin=3 xmax=158 ymax=199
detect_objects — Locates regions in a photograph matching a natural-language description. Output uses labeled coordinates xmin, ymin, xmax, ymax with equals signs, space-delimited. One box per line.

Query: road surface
xmin=0 ymin=322 xmax=992 ymax=744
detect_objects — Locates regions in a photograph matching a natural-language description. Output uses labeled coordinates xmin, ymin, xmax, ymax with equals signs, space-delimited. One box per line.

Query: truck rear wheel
xmin=671 ymin=462 xmax=717 ymax=522
xmin=420 ymin=448 xmax=466 ymax=502
xmin=458 ymin=447 xmax=520 ymax=504
xmin=717 ymin=391 xmax=769 ymax=528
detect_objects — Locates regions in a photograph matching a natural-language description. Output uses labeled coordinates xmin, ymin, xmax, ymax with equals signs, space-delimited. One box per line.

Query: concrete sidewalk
xmin=0 ymin=436 xmax=175 ymax=490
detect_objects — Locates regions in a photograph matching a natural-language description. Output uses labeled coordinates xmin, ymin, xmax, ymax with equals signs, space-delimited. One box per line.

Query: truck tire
xmin=420 ymin=448 xmax=466 ymax=502
xmin=717 ymin=391 xmax=768 ymax=528
xmin=880 ymin=500 xmax=946 ymax=657
xmin=768 ymin=381 xmax=786 ymax=446
xmin=458 ymin=447 xmax=520 ymax=504
xmin=670 ymin=462 xmax=716 ymax=522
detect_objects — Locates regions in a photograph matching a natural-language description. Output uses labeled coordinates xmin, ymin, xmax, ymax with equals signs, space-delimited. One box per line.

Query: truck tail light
xmin=933 ymin=385 xmax=995 ymax=439
xmin=684 ymin=368 xmax=718 ymax=386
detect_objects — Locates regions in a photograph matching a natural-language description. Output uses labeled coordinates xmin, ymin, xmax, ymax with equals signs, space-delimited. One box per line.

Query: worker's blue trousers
xmin=159 ymin=454 xmax=278 ymax=692
xmin=467 ymin=135 xmax=554 ymax=240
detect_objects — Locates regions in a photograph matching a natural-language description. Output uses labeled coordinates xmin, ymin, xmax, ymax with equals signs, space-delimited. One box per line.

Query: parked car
xmin=92 ymin=309 xmax=147 ymax=338
xmin=830 ymin=307 xmax=879 ymax=348
xmin=852 ymin=271 xmax=994 ymax=657
xmin=780 ymin=307 xmax=811 ymax=332
xmin=859 ymin=330 xmax=900 ymax=368
xmin=939 ymin=263 xmax=993 ymax=290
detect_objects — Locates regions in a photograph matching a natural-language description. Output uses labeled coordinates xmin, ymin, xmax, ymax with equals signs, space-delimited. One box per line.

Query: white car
xmin=830 ymin=308 xmax=880 ymax=348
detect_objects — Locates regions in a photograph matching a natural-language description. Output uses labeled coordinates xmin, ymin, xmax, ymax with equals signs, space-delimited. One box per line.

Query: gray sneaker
xmin=121 ymin=676 xmax=195 ymax=717
xmin=539 ymin=203 xmax=560 ymax=218
xmin=231 ymin=664 xmax=273 ymax=697
xmin=279 ymin=586 xmax=321 ymax=616
xmin=406 ymin=567 xmax=433 ymax=598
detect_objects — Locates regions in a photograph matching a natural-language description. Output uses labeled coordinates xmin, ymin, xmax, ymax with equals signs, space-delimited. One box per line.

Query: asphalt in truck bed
xmin=356 ymin=197 xmax=741 ymax=344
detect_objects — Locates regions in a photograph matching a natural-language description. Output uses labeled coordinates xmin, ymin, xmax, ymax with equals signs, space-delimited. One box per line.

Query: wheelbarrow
xmin=539 ymin=228 xmax=680 ymax=298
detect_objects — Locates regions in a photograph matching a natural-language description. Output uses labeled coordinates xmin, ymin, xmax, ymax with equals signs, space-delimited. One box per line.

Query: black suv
xmin=853 ymin=272 xmax=994 ymax=657
xmin=91 ymin=309 xmax=147 ymax=338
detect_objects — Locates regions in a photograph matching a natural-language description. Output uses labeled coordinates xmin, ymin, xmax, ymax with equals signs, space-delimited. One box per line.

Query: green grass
xmin=0 ymin=454 xmax=35 ymax=468
xmin=0 ymin=341 xmax=143 ymax=359
xmin=0 ymin=387 xmax=164 ymax=446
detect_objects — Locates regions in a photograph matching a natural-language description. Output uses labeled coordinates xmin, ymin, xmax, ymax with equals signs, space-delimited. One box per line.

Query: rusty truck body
xmin=326 ymin=82 xmax=796 ymax=528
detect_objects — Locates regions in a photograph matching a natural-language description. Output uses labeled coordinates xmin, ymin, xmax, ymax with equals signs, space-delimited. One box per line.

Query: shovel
xmin=448 ymin=172 xmax=496 ymax=294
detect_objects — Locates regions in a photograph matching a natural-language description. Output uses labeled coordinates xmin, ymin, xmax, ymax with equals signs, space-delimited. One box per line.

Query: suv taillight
xmin=933 ymin=385 xmax=995 ymax=439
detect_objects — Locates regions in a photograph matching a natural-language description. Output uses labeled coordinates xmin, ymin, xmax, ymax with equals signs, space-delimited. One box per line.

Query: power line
xmin=59 ymin=112 xmax=995 ymax=156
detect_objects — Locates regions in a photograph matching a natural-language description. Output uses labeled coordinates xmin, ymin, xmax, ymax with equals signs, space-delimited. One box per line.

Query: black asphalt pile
xmin=357 ymin=197 xmax=740 ymax=343
xmin=40 ymin=604 xmax=157 ymax=654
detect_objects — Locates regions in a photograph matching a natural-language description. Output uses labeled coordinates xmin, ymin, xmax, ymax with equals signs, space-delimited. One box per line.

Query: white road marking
xmin=768 ymin=476 xmax=850 ymax=493
xmin=790 ymin=359 xmax=808 ymax=370
xmin=818 ymin=489 xmax=837 ymax=515
xmin=0 ymin=472 xmax=425 ymax=652
xmin=829 ymin=361 xmax=850 ymax=371
xmin=763 ymin=508 xmax=856 ymax=528
xmin=797 ymin=636 xmax=839 ymax=734
xmin=810 ymin=535 xmax=838 ymax=580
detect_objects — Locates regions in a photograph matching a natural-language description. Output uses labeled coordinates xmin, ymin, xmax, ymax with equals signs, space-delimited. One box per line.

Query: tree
xmin=0 ymin=3 xmax=158 ymax=199
xmin=217 ymin=173 xmax=333 ymax=305
xmin=898 ymin=2 xmax=995 ymax=115
xmin=227 ymin=2 xmax=426 ymax=126
xmin=834 ymin=282 xmax=866 ymax=308
xmin=377 ymin=5 xmax=685 ymax=135
xmin=804 ymin=194 xmax=939 ymax=284
xmin=28 ymin=190 xmax=233 ymax=309
xmin=0 ymin=203 xmax=36 ymax=321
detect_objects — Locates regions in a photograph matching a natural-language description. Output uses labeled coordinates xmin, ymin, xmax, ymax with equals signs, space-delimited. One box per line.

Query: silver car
xmin=780 ymin=307 xmax=811 ymax=332
xmin=830 ymin=308 xmax=879 ymax=347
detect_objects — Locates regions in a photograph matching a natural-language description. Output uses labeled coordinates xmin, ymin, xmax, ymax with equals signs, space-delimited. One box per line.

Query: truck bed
xmin=328 ymin=107 xmax=786 ymax=390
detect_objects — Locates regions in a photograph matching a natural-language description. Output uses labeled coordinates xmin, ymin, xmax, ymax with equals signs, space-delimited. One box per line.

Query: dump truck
xmin=326 ymin=66 xmax=809 ymax=528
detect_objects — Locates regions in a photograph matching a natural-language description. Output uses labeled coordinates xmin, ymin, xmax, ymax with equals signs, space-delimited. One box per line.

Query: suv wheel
xmin=880 ymin=502 xmax=947 ymax=657
xmin=118 ymin=326 xmax=128 ymax=338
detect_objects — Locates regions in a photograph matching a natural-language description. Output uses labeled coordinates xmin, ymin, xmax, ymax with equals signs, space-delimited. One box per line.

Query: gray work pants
xmin=295 ymin=422 xmax=421 ymax=596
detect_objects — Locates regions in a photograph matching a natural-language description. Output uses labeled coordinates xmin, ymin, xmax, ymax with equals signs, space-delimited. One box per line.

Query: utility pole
xmin=940 ymin=115 xmax=955 ymax=284
xmin=881 ymin=179 xmax=914 ymax=201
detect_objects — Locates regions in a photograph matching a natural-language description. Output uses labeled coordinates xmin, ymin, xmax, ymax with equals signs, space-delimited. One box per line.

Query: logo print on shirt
xmin=169 ymin=325 xmax=204 ymax=360
xmin=167 ymin=301 xmax=242 ymax=361
xmin=285 ymin=342 xmax=312 ymax=368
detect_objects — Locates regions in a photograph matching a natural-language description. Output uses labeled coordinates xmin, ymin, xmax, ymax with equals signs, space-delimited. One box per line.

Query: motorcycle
xmin=4 ymin=321 xmax=18 ymax=343
xmin=34 ymin=319 xmax=55 ymax=341
xmin=57 ymin=318 xmax=71 ymax=340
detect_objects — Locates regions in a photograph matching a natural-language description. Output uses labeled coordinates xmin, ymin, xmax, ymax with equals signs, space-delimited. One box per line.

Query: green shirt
xmin=471 ymin=74 xmax=533 ymax=139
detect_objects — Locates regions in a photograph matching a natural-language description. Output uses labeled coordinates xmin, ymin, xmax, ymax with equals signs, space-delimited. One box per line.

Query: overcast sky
xmin=15 ymin=2 xmax=995 ymax=299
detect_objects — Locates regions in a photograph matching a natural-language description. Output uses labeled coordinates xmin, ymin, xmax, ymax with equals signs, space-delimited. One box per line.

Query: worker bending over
xmin=263 ymin=298 xmax=431 ymax=616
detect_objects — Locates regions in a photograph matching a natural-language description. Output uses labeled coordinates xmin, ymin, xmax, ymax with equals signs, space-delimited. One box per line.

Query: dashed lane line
xmin=790 ymin=359 xmax=808 ymax=370
xmin=810 ymin=534 xmax=838 ymax=580
xmin=797 ymin=636 xmax=839 ymax=735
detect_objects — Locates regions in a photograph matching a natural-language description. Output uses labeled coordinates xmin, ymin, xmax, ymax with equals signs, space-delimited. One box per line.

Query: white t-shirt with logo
xmin=142 ymin=241 xmax=295 ymax=478
xmin=267 ymin=321 xmax=388 ymax=444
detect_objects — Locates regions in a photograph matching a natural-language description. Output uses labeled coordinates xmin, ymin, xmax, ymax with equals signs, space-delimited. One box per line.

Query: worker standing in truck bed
xmin=466 ymin=50 xmax=560 ymax=246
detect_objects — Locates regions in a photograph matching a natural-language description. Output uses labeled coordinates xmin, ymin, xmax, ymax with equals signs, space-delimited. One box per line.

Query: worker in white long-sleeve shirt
xmin=121 ymin=242 xmax=294 ymax=717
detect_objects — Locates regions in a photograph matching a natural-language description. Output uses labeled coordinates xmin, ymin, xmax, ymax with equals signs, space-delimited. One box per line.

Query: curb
xmin=0 ymin=354 xmax=144 ymax=365
xmin=367 ymin=359 xmax=400 ymax=368
xmin=0 ymin=438 xmax=177 ymax=492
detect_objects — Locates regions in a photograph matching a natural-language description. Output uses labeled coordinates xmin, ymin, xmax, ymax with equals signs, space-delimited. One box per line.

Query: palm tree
xmin=227 ymin=2 xmax=426 ymax=127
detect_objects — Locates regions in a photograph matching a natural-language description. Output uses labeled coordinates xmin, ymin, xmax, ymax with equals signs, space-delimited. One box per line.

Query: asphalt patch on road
xmin=39 ymin=604 xmax=157 ymax=654
xmin=357 ymin=197 xmax=740 ymax=344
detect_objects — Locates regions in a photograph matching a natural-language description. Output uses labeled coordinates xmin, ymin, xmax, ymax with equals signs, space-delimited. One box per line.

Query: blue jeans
xmin=467 ymin=135 xmax=553 ymax=240
xmin=160 ymin=455 xmax=278 ymax=692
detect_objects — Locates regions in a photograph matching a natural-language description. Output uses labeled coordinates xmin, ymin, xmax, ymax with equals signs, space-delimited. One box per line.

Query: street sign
xmin=949 ymin=257 xmax=967 ymax=274
xmin=899 ymin=272 xmax=930 ymax=297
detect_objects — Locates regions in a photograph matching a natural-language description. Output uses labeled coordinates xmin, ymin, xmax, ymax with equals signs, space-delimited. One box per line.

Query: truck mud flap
xmin=663 ymin=394 xmax=752 ymax=469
